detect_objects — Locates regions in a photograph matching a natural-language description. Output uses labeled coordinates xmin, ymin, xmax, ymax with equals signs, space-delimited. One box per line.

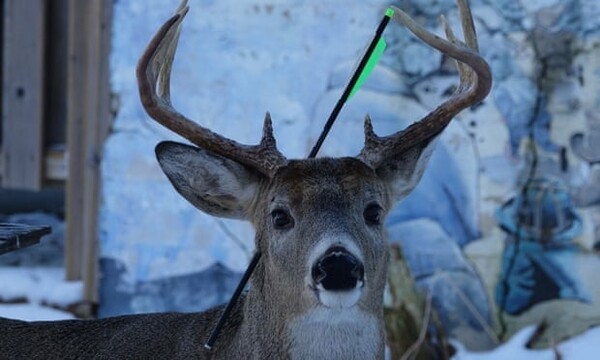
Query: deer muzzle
xmin=311 ymin=246 xmax=365 ymax=291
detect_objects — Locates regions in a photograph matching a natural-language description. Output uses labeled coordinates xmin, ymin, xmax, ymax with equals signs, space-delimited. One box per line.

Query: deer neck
xmin=287 ymin=307 xmax=384 ymax=360
xmin=227 ymin=262 xmax=288 ymax=358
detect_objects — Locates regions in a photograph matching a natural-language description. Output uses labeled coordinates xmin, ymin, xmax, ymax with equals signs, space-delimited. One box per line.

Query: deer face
xmin=155 ymin=143 xmax=395 ymax=312
xmin=258 ymin=158 xmax=390 ymax=311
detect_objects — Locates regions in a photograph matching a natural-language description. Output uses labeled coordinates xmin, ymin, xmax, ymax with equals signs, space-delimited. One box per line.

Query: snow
xmin=0 ymin=303 xmax=75 ymax=321
xmin=452 ymin=325 xmax=600 ymax=359
xmin=0 ymin=266 xmax=83 ymax=321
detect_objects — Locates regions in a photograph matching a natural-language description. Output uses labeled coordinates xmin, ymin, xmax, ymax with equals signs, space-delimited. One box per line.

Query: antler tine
xmin=358 ymin=0 xmax=492 ymax=167
xmin=136 ymin=0 xmax=286 ymax=177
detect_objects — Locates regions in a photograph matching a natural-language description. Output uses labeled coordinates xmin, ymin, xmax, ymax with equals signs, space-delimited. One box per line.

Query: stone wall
xmin=101 ymin=0 xmax=600 ymax=349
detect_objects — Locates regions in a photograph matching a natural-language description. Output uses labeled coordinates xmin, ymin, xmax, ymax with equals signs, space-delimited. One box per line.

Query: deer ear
xmin=155 ymin=141 xmax=263 ymax=219
xmin=375 ymin=137 xmax=438 ymax=201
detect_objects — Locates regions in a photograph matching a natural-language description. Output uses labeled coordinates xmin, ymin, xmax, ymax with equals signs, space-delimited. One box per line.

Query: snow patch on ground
xmin=452 ymin=325 xmax=600 ymax=359
xmin=0 ymin=267 xmax=83 ymax=320
xmin=0 ymin=303 xmax=75 ymax=321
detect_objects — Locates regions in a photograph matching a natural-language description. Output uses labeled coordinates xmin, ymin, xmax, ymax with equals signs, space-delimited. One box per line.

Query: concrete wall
xmin=101 ymin=0 xmax=600 ymax=349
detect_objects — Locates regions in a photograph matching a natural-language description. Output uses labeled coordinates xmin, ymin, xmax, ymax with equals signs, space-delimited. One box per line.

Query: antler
xmin=136 ymin=0 xmax=286 ymax=177
xmin=358 ymin=0 xmax=492 ymax=167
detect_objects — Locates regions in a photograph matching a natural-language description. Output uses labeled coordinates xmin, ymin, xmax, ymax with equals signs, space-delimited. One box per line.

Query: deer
xmin=0 ymin=0 xmax=490 ymax=359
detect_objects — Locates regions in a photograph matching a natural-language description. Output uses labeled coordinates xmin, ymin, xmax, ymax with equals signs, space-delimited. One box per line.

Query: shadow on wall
xmin=99 ymin=258 xmax=241 ymax=317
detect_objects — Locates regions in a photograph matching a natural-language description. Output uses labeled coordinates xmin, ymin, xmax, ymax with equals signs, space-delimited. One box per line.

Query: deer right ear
xmin=155 ymin=141 xmax=263 ymax=219
xmin=373 ymin=136 xmax=438 ymax=202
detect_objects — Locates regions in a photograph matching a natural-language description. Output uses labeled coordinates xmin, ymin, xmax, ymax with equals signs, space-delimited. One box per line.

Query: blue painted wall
xmin=101 ymin=0 xmax=600 ymax=350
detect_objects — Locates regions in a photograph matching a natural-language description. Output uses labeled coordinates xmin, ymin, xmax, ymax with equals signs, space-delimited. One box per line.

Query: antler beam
xmin=136 ymin=0 xmax=286 ymax=177
xmin=358 ymin=0 xmax=492 ymax=167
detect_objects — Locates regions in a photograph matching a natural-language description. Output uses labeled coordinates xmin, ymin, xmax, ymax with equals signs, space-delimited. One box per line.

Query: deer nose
xmin=311 ymin=246 xmax=364 ymax=291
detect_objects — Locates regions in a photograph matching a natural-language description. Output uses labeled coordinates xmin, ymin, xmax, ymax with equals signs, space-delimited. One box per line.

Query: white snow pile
xmin=0 ymin=303 xmax=75 ymax=321
xmin=452 ymin=325 xmax=600 ymax=359
xmin=0 ymin=266 xmax=82 ymax=321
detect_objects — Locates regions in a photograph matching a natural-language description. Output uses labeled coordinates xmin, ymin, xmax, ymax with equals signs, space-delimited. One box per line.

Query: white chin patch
xmin=316 ymin=281 xmax=363 ymax=308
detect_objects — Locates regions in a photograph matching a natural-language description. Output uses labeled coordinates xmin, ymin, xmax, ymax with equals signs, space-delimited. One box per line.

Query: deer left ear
xmin=374 ymin=137 xmax=439 ymax=201
xmin=155 ymin=141 xmax=263 ymax=219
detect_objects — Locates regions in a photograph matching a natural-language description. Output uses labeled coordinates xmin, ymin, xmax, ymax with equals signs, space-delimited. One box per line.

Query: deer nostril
xmin=311 ymin=247 xmax=364 ymax=291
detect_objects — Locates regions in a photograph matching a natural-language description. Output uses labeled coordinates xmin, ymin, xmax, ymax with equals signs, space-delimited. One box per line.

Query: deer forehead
xmin=266 ymin=158 xmax=387 ymax=209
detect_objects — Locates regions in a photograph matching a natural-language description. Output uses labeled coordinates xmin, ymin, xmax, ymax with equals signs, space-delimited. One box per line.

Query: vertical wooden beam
xmin=65 ymin=0 xmax=113 ymax=314
xmin=1 ymin=0 xmax=46 ymax=190
xmin=82 ymin=0 xmax=113 ymax=309
xmin=65 ymin=0 xmax=85 ymax=283
xmin=91 ymin=1 xmax=113 ymax=308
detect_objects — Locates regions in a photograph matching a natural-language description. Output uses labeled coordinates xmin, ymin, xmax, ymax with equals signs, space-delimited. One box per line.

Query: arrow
xmin=308 ymin=7 xmax=394 ymax=158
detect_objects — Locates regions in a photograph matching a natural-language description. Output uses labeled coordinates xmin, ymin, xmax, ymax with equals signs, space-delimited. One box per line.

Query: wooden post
xmin=65 ymin=0 xmax=113 ymax=315
xmin=1 ymin=0 xmax=46 ymax=190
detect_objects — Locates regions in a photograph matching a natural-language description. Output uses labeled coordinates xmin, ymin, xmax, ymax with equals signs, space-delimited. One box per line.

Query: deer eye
xmin=364 ymin=204 xmax=382 ymax=226
xmin=271 ymin=209 xmax=293 ymax=230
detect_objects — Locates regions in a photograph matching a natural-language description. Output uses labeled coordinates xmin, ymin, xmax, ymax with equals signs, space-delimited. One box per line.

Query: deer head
xmin=137 ymin=0 xmax=490 ymax=357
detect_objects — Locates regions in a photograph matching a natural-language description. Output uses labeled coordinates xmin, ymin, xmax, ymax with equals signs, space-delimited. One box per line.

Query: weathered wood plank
xmin=0 ymin=223 xmax=51 ymax=255
xmin=65 ymin=0 xmax=113 ymax=311
xmin=65 ymin=0 xmax=87 ymax=284
xmin=1 ymin=0 xmax=47 ymax=190
xmin=83 ymin=0 xmax=113 ymax=307
xmin=45 ymin=147 xmax=68 ymax=181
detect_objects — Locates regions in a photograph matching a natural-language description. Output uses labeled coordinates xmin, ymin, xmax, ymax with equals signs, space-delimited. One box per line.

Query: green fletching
xmin=349 ymin=37 xmax=386 ymax=99
xmin=385 ymin=7 xmax=394 ymax=18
